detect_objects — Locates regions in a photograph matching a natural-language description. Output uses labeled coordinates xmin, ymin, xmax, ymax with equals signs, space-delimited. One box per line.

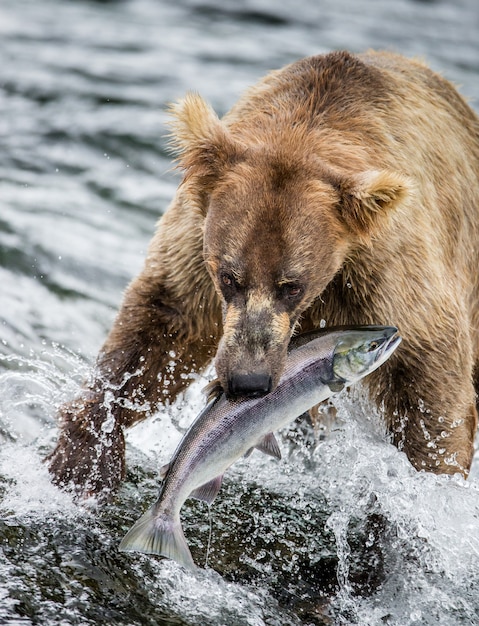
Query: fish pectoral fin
xmin=159 ymin=463 xmax=170 ymax=480
xmin=326 ymin=380 xmax=345 ymax=393
xmin=255 ymin=432 xmax=282 ymax=460
xmin=189 ymin=474 xmax=224 ymax=505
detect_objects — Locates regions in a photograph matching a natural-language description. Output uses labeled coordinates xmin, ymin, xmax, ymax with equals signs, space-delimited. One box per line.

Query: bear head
xmin=169 ymin=93 xmax=409 ymax=397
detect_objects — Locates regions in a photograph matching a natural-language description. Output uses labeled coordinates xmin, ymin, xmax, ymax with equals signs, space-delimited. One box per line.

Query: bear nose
xmin=228 ymin=372 xmax=272 ymax=397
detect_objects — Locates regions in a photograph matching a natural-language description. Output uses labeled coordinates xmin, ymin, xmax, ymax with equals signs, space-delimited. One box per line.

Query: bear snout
xmin=227 ymin=371 xmax=273 ymax=398
xmin=214 ymin=295 xmax=292 ymax=398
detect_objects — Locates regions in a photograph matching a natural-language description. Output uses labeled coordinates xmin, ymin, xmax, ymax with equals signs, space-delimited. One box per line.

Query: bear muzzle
xmin=215 ymin=299 xmax=291 ymax=398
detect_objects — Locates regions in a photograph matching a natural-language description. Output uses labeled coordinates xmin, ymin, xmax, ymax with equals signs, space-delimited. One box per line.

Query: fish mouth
xmin=374 ymin=327 xmax=402 ymax=370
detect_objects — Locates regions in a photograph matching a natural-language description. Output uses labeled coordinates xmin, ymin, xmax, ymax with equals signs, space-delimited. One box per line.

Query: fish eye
xmin=368 ymin=341 xmax=379 ymax=351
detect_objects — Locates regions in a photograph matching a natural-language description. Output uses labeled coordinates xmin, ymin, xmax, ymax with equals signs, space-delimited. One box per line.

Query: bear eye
xmin=221 ymin=272 xmax=235 ymax=287
xmin=286 ymin=285 xmax=302 ymax=297
xmin=281 ymin=283 xmax=304 ymax=301
xmin=220 ymin=272 xmax=241 ymax=295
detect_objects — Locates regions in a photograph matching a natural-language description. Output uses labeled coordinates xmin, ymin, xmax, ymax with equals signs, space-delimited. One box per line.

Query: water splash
xmin=1 ymin=343 xmax=479 ymax=624
xmin=0 ymin=344 xmax=87 ymax=444
xmin=305 ymin=388 xmax=479 ymax=625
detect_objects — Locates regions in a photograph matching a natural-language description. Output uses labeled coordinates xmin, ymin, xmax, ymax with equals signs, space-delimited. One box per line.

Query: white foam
xmin=0 ymin=443 xmax=77 ymax=519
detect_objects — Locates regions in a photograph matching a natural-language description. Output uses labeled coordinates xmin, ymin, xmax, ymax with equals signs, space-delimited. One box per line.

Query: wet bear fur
xmin=47 ymin=50 xmax=479 ymax=498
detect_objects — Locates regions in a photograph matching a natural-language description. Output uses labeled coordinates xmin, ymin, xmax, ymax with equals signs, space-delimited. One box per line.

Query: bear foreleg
xmin=47 ymin=198 xmax=221 ymax=499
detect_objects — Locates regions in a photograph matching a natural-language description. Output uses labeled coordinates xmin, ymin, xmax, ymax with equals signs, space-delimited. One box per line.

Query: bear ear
xmin=333 ymin=169 xmax=410 ymax=241
xmin=167 ymin=92 xmax=243 ymax=180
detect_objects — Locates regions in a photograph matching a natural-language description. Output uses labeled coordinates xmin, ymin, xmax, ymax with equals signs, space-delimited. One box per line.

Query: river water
xmin=1 ymin=0 xmax=479 ymax=624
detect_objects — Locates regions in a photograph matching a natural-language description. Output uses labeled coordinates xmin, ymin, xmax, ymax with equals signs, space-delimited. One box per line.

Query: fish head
xmin=331 ymin=326 xmax=401 ymax=383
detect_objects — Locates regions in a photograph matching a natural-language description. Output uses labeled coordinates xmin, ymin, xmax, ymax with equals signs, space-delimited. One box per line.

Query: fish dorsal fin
xmin=255 ymin=432 xmax=282 ymax=460
xmin=189 ymin=474 xmax=224 ymax=505
xmin=159 ymin=463 xmax=170 ymax=480
xmin=201 ymin=378 xmax=224 ymax=403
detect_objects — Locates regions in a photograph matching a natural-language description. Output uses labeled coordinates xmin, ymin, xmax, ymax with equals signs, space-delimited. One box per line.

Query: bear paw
xmin=46 ymin=396 xmax=126 ymax=503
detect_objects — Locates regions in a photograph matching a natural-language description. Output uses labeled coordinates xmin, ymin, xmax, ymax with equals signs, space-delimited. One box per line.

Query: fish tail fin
xmin=119 ymin=506 xmax=195 ymax=570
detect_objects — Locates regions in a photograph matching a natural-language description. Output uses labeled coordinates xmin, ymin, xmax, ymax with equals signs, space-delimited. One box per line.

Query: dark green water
xmin=1 ymin=0 xmax=479 ymax=624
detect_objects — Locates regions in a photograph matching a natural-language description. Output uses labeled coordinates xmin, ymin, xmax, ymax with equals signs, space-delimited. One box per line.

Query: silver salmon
xmin=119 ymin=325 xmax=401 ymax=568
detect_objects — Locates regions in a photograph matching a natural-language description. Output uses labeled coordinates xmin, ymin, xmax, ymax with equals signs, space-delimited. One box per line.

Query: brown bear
xmin=47 ymin=50 xmax=479 ymax=499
